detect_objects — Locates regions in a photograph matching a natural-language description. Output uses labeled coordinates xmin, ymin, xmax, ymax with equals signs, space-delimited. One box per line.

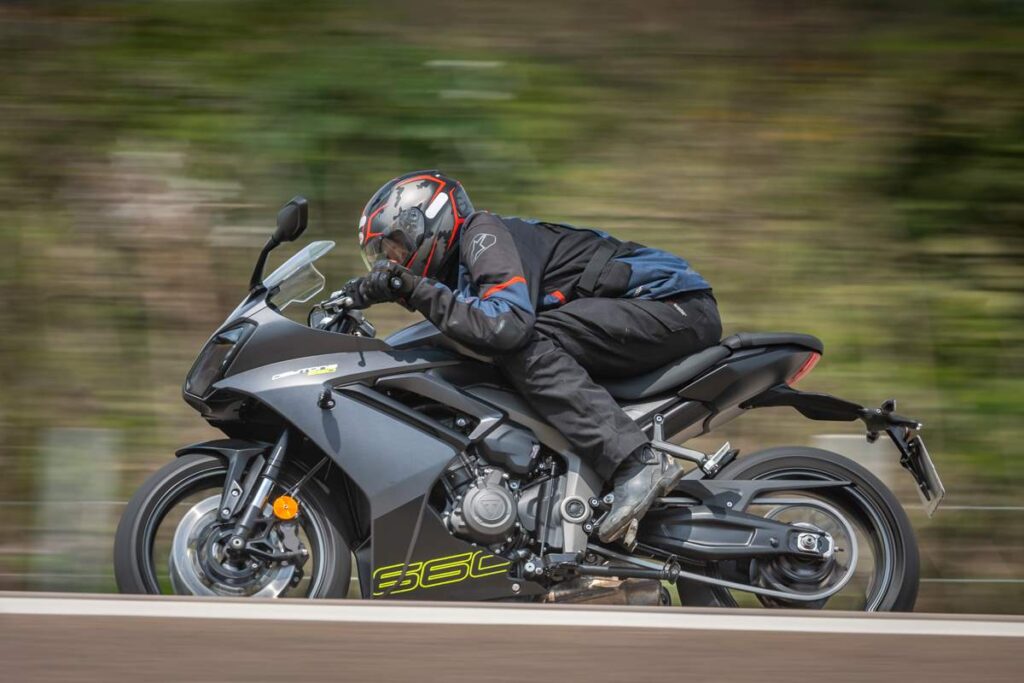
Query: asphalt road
xmin=3 ymin=593 xmax=1023 ymax=682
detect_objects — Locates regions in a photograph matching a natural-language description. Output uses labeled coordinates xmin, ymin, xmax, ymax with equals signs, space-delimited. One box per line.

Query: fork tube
xmin=227 ymin=431 xmax=288 ymax=553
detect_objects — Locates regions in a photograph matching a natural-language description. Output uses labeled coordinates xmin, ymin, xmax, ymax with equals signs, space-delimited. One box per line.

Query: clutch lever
xmin=322 ymin=287 xmax=355 ymax=311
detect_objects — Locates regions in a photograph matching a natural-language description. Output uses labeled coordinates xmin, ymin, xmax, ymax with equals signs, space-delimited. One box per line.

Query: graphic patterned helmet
xmin=358 ymin=170 xmax=474 ymax=279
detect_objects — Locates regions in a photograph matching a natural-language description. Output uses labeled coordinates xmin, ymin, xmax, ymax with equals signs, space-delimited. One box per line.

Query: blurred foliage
xmin=0 ymin=1 xmax=1022 ymax=610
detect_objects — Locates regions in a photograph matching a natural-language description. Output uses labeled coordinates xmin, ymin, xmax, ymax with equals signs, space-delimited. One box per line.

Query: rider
xmin=350 ymin=170 xmax=722 ymax=543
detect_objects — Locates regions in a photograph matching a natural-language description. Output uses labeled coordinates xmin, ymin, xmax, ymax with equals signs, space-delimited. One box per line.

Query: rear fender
xmin=742 ymin=384 xmax=923 ymax=432
xmin=740 ymin=385 xmax=940 ymax=512
xmin=741 ymin=384 xmax=863 ymax=422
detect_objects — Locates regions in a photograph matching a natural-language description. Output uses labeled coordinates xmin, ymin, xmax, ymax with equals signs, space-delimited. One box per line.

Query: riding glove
xmin=340 ymin=277 xmax=371 ymax=310
xmin=362 ymin=259 xmax=420 ymax=305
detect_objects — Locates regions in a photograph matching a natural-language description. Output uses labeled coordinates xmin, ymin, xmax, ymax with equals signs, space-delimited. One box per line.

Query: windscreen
xmin=264 ymin=240 xmax=335 ymax=311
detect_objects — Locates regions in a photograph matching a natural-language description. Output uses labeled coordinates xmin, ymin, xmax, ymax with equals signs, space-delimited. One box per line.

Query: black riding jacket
xmin=406 ymin=212 xmax=711 ymax=354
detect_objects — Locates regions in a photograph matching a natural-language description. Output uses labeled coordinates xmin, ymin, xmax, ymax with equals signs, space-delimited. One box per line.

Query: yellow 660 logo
xmin=372 ymin=550 xmax=510 ymax=596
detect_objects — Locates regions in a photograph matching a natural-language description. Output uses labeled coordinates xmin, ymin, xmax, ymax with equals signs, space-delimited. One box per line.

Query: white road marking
xmin=2 ymin=595 xmax=1023 ymax=638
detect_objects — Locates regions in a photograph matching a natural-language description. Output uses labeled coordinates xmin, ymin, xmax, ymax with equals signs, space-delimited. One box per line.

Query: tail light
xmin=787 ymin=352 xmax=821 ymax=386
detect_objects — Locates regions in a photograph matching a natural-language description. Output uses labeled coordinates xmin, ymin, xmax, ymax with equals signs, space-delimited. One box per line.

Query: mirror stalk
xmin=249 ymin=236 xmax=280 ymax=292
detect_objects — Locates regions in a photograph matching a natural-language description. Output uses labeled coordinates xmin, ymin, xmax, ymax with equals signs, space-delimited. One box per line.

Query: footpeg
xmin=651 ymin=415 xmax=711 ymax=468
xmin=701 ymin=442 xmax=736 ymax=476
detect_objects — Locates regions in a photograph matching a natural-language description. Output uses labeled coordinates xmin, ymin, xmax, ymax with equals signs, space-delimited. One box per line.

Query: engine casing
xmin=448 ymin=469 xmax=517 ymax=544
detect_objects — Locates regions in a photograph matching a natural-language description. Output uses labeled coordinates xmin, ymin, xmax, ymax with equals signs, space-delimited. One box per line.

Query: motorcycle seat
xmin=720 ymin=331 xmax=824 ymax=354
xmin=600 ymin=331 xmax=823 ymax=401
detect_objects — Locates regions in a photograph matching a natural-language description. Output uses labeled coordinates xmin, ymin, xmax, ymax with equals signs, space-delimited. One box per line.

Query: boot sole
xmin=598 ymin=463 xmax=686 ymax=544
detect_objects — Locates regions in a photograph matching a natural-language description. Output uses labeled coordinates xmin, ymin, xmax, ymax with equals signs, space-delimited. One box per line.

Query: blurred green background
xmin=0 ymin=1 xmax=1021 ymax=612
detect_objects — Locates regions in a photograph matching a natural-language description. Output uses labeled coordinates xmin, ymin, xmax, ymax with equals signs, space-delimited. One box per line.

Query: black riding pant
xmin=493 ymin=291 xmax=722 ymax=481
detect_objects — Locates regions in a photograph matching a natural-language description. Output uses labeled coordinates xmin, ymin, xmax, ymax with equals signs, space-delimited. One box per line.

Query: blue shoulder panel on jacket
xmin=618 ymin=246 xmax=711 ymax=299
xmin=453 ymin=265 xmax=534 ymax=319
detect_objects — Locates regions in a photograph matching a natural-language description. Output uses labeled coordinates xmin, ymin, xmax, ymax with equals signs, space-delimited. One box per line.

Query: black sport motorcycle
xmin=114 ymin=197 xmax=945 ymax=610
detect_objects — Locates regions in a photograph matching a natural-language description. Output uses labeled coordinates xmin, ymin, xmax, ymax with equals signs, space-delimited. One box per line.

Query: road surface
xmin=2 ymin=592 xmax=1022 ymax=682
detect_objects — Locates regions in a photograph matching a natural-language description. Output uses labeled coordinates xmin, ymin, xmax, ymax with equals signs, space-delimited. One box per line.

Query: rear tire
xmin=676 ymin=447 xmax=919 ymax=611
xmin=114 ymin=453 xmax=351 ymax=598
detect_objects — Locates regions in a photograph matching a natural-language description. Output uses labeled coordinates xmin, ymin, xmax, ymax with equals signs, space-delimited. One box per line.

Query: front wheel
xmin=114 ymin=453 xmax=352 ymax=598
xmin=676 ymin=447 xmax=920 ymax=612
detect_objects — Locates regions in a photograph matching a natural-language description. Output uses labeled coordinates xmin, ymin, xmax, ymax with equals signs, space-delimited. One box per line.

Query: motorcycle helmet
xmin=358 ymin=170 xmax=474 ymax=279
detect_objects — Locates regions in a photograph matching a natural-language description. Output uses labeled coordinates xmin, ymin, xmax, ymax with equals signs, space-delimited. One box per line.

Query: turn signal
xmin=272 ymin=495 xmax=299 ymax=520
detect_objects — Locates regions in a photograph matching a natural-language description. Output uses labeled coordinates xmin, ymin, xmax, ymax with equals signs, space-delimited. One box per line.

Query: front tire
xmin=114 ymin=453 xmax=351 ymax=598
xmin=676 ymin=447 xmax=920 ymax=611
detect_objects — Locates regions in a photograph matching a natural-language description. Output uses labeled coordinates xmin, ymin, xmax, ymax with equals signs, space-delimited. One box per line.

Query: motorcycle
xmin=114 ymin=196 xmax=945 ymax=610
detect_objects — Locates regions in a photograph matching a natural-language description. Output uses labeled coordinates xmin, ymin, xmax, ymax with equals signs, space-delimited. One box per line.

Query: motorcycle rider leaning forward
xmin=348 ymin=170 xmax=722 ymax=543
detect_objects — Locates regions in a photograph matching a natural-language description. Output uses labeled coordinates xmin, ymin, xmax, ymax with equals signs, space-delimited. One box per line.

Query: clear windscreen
xmin=264 ymin=240 xmax=335 ymax=311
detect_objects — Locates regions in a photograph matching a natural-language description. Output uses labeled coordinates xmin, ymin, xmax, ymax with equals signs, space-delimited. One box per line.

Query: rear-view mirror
xmin=274 ymin=196 xmax=309 ymax=244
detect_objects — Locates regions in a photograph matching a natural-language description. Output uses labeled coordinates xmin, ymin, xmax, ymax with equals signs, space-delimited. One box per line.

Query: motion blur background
xmin=0 ymin=1 xmax=1021 ymax=612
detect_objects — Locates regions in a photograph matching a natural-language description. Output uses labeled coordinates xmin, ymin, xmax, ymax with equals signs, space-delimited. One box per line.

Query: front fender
xmin=175 ymin=438 xmax=272 ymax=459
xmin=176 ymin=438 xmax=272 ymax=519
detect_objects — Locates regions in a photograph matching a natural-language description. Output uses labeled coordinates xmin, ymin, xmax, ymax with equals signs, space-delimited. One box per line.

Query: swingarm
xmin=637 ymin=478 xmax=847 ymax=562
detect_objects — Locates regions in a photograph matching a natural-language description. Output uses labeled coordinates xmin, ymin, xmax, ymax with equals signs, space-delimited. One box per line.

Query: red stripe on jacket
xmin=482 ymin=276 xmax=527 ymax=300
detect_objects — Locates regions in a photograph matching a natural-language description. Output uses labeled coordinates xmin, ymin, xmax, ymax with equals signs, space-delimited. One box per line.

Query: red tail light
xmin=787 ymin=352 xmax=821 ymax=386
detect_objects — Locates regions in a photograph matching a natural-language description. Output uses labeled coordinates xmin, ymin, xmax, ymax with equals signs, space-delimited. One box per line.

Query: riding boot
xmin=598 ymin=444 xmax=684 ymax=543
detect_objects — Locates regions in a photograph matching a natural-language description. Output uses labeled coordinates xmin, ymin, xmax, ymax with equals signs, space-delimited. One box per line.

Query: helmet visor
xmin=360 ymin=204 xmax=428 ymax=271
xmin=361 ymin=232 xmax=415 ymax=270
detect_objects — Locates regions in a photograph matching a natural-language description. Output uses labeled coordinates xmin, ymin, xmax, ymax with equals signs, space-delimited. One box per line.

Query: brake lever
xmin=318 ymin=292 xmax=354 ymax=313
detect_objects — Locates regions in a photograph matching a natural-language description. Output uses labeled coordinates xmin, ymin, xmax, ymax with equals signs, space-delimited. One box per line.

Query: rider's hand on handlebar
xmin=338 ymin=277 xmax=370 ymax=310
xmin=363 ymin=259 xmax=419 ymax=305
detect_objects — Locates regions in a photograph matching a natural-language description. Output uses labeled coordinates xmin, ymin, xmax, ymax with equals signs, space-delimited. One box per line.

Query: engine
xmin=439 ymin=451 xmax=593 ymax=560
xmin=447 ymin=469 xmax=518 ymax=544
xmin=438 ymin=443 xmax=546 ymax=555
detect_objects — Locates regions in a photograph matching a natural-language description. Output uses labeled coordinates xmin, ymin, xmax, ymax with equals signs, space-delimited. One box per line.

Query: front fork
xmin=210 ymin=430 xmax=308 ymax=569
xmin=226 ymin=431 xmax=289 ymax=555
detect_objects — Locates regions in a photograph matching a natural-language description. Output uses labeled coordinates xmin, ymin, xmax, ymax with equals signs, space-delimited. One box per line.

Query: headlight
xmin=184 ymin=321 xmax=256 ymax=397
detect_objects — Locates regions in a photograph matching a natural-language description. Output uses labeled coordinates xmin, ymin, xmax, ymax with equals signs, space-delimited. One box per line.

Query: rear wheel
xmin=114 ymin=453 xmax=351 ymax=598
xmin=676 ymin=447 xmax=919 ymax=611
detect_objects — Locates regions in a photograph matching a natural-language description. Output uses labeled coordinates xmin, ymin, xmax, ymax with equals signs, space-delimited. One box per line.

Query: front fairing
xmin=190 ymin=301 xmax=467 ymax=513
xmin=224 ymin=299 xmax=391 ymax=378
xmin=185 ymin=290 xmax=463 ymax=412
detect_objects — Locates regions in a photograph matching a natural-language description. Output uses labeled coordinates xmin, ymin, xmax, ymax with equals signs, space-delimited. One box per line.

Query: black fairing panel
xmin=463 ymin=385 xmax=574 ymax=456
xmin=385 ymin=319 xmax=444 ymax=348
xmin=385 ymin=319 xmax=493 ymax=362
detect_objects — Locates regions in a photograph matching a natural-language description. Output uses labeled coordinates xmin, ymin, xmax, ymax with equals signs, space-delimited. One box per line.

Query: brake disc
xmin=169 ymin=495 xmax=295 ymax=597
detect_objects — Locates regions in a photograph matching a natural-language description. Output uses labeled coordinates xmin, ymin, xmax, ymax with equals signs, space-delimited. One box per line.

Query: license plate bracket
xmin=897 ymin=433 xmax=945 ymax=517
